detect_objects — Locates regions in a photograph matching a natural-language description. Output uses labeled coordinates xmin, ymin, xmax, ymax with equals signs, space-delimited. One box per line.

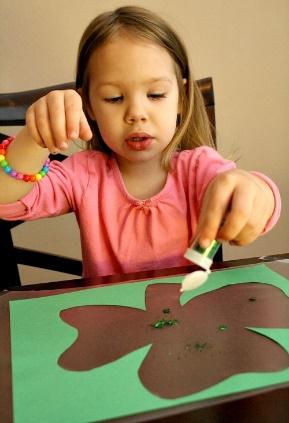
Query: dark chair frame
xmin=0 ymin=77 xmax=221 ymax=288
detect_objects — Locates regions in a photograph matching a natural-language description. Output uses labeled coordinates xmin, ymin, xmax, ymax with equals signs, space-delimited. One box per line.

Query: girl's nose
xmin=124 ymin=100 xmax=147 ymax=123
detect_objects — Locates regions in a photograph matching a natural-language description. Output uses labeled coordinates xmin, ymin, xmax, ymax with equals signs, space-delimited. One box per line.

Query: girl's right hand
xmin=26 ymin=90 xmax=93 ymax=153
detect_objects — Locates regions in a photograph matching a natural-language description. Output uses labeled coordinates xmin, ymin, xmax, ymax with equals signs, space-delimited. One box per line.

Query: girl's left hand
xmin=197 ymin=169 xmax=275 ymax=248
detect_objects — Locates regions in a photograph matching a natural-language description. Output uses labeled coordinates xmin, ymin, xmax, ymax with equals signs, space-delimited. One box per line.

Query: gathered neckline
xmin=110 ymin=156 xmax=175 ymax=205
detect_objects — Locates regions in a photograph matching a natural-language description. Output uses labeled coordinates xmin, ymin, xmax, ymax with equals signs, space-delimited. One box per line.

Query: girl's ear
xmin=77 ymin=88 xmax=95 ymax=121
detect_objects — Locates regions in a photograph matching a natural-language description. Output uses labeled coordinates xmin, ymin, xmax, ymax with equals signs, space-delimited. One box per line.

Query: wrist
xmin=251 ymin=171 xmax=281 ymax=233
xmin=1 ymin=133 xmax=50 ymax=182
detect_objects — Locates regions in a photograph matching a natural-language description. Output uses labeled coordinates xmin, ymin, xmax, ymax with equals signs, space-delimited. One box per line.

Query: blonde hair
xmin=76 ymin=6 xmax=215 ymax=169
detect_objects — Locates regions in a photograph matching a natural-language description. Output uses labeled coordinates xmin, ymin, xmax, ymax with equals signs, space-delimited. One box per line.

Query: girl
xmin=0 ymin=6 xmax=280 ymax=278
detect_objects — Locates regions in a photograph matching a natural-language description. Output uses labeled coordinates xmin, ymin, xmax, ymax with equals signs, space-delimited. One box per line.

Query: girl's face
xmin=86 ymin=34 xmax=180 ymax=171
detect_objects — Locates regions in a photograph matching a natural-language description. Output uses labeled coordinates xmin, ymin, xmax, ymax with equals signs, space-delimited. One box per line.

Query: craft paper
xmin=9 ymin=264 xmax=289 ymax=423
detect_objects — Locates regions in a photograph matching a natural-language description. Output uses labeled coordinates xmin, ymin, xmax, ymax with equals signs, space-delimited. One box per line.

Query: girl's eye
xmin=104 ymin=96 xmax=123 ymax=103
xmin=148 ymin=93 xmax=166 ymax=100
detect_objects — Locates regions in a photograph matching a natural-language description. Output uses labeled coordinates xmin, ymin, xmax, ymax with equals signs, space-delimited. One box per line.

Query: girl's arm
xmin=0 ymin=90 xmax=92 ymax=204
xmin=0 ymin=127 xmax=50 ymax=203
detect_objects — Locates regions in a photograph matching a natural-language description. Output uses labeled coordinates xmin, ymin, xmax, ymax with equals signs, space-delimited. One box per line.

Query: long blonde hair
xmin=76 ymin=6 xmax=215 ymax=169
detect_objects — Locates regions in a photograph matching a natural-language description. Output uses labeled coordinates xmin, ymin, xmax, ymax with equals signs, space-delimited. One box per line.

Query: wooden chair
xmin=0 ymin=77 xmax=221 ymax=288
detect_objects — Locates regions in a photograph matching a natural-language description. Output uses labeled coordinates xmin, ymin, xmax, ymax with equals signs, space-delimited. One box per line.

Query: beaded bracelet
xmin=0 ymin=136 xmax=50 ymax=182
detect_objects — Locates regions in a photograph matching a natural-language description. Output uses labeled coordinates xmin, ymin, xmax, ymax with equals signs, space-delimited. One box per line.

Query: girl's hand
xmin=197 ymin=169 xmax=275 ymax=248
xmin=26 ymin=90 xmax=92 ymax=153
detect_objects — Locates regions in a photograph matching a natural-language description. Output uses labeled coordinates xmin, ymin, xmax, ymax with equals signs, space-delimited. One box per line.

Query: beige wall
xmin=1 ymin=0 xmax=289 ymax=284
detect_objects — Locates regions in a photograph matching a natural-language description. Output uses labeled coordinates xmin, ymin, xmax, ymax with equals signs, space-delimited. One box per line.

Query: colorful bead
xmin=4 ymin=166 xmax=12 ymax=173
xmin=0 ymin=136 xmax=50 ymax=182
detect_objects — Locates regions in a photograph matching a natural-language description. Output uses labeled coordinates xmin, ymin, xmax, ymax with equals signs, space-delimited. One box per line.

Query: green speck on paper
xmin=218 ymin=324 xmax=228 ymax=332
xmin=194 ymin=342 xmax=208 ymax=351
xmin=151 ymin=318 xmax=179 ymax=329
xmin=166 ymin=319 xmax=178 ymax=326
xmin=151 ymin=319 xmax=166 ymax=329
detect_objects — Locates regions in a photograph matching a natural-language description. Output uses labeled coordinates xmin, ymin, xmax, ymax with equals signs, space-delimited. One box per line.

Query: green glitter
xmin=151 ymin=318 xmax=179 ymax=329
xmin=218 ymin=324 xmax=228 ymax=331
xmin=194 ymin=342 xmax=208 ymax=351
xmin=166 ymin=319 xmax=178 ymax=326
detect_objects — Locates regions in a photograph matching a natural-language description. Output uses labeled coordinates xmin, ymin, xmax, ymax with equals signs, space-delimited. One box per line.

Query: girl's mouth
xmin=125 ymin=134 xmax=153 ymax=151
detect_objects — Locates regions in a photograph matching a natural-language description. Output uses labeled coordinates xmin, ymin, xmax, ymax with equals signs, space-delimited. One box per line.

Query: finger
xmin=217 ymin=184 xmax=255 ymax=242
xmin=227 ymin=196 xmax=268 ymax=246
xmin=64 ymin=90 xmax=84 ymax=142
xmin=28 ymin=99 xmax=59 ymax=154
xmin=47 ymin=91 xmax=70 ymax=151
xmin=197 ymin=178 xmax=233 ymax=248
xmin=229 ymin=224 xmax=261 ymax=246
xmin=79 ymin=111 xmax=93 ymax=141
xmin=26 ymin=105 xmax=46 ymax=148
xmin=230 ymin=232 xmax=258 ymax=246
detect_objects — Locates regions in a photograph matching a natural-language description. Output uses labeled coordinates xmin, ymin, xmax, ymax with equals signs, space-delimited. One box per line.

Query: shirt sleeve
xmin=0 ymin=152 xmax=89 ymax=221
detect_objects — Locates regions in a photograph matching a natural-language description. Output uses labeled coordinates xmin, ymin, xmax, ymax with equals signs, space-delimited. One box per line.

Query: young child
xmin=0 ymin=6 xmax=280 ymax=278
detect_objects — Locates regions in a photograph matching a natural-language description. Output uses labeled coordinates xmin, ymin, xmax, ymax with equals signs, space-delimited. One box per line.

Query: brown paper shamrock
xmin=58 ymin=283 xmax=289 ymax=399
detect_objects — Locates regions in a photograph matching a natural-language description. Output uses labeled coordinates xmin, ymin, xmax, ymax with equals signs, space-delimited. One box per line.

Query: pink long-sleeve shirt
xmin=0 ymin=147 xmax=281 ymax=278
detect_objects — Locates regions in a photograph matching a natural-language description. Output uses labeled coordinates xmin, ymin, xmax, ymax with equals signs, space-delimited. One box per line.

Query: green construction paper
xmin=9 ymin=264 xmax=289 ymax=423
